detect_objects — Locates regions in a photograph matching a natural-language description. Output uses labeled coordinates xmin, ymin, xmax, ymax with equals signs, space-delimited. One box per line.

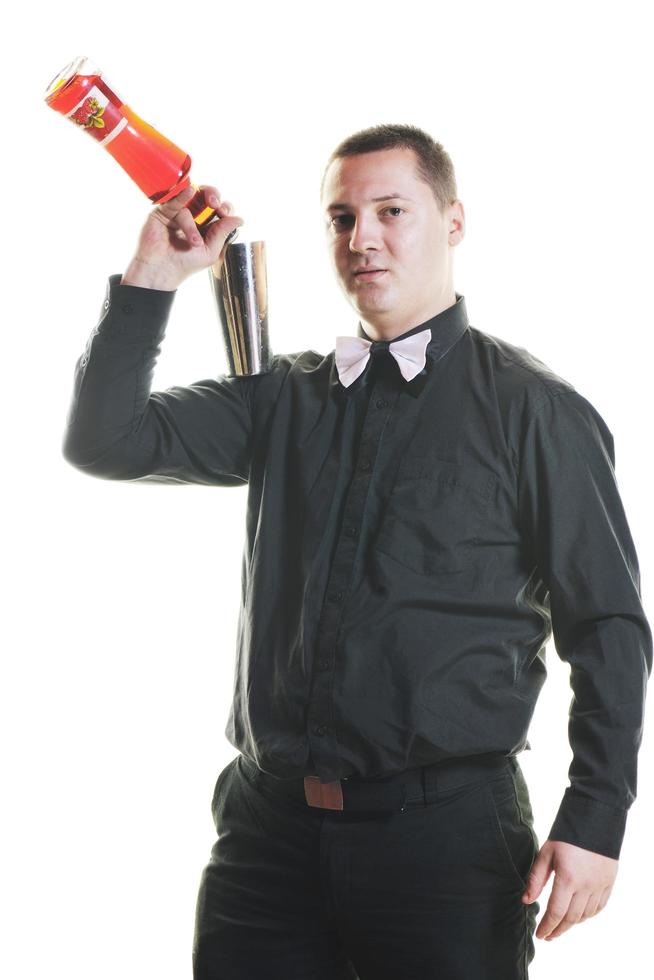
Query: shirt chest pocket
xmin=374 ymin=455 xmax=496 ymax=582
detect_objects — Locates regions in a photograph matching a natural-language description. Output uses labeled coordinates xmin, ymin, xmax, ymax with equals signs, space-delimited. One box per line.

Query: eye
xmin=329 ymin=207 xmax=405 ymax=229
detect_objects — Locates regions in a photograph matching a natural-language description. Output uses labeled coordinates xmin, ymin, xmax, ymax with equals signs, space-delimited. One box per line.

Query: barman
xmin=62 ymin=123 xmax=652 ymax=980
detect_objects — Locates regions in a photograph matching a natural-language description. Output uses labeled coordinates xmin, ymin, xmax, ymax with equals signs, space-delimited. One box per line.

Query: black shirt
xmin=62 ymin=274 xmax=652 ymax=860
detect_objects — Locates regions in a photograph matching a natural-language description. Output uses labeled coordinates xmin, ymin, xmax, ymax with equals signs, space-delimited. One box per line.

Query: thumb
xmin=522 ymin=844 xmax=553 ymax=903
xmin=203 ymin=213 xmax=244 ymax=261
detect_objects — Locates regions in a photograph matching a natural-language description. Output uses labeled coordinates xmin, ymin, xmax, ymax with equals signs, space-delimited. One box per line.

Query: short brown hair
xmin=320 ymin=123 xmax=458 ymax=213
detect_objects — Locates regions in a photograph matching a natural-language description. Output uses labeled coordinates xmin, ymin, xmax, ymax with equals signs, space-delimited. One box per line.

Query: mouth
xmin=353 ymin=268 xmax=387 ymax=281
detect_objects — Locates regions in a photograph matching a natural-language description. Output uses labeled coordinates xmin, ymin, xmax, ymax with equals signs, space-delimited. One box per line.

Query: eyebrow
xmin=325 ymin=194 xmax=414 ymax=213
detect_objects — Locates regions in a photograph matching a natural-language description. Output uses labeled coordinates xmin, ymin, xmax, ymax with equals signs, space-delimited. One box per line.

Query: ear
xmin=448 ymin=200 xmax=465 ymax=245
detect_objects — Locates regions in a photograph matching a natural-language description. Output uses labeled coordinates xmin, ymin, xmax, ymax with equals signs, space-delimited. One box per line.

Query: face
xmin=321 ymin=146 xmax=465 ymax=339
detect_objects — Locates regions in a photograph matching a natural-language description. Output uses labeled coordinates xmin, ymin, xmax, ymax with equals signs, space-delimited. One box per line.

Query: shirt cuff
xmin=98 ymin=273 xmax=178 ymax=340
xmin=548 ymin=788 xmax=628 ymax=860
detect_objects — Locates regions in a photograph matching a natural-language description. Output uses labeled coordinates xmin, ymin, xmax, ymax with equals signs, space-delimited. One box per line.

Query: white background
xmin=2 ymin=1 xmax=652 ymax=977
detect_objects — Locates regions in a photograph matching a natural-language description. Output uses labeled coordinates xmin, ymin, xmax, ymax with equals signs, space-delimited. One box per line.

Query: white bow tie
xmin=335 ymin=327 xmax=432 ymax=387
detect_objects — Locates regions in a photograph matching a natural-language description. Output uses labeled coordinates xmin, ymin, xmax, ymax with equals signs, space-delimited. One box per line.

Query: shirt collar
xmin=329 ymin=293 xmax=470 ymax=400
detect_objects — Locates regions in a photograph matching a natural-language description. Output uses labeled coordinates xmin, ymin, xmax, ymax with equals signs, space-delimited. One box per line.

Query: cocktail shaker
xmin=208 ymin=240 xmax=272 ymax=377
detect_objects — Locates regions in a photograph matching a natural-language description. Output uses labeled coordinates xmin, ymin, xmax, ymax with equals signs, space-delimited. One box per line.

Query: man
xmin=62 ymin=124 xmax=652 ymax=979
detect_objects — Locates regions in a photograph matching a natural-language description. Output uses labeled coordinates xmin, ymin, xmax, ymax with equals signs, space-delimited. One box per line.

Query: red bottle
xmin=43 ymin=55 xmax=224 ymax=237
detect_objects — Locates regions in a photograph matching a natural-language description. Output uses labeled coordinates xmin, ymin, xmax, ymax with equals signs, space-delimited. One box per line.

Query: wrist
xmin=121 ymin=257 xmax=180 ymax=291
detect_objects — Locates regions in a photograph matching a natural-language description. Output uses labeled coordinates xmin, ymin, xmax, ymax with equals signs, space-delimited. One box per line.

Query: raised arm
xmin=62 ymin=274 xmax=257 ymax=485
xmin=61 ymin=183 xmax=260 ymax=486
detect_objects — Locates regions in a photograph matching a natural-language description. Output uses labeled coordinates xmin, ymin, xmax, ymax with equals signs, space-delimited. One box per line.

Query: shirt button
xmin=121 ymin=303 xmax=134 ymax=314
xmin=360 ymin=459 xmax=371 ymax=471
xmin=317 ymin=658 xmax=330 ymax=669
xmin=345 ymin=526 xmax=358 ymax=537
xmin=316 ymin=724 xmax=329 ymax=736
xmin=328 ymin=590 xmax=344 ymax=602
xmin=376 ymin=398 xmax=388 ymax=408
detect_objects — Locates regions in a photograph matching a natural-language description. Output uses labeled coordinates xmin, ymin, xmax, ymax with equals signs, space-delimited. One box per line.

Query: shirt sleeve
xmin=62 ymin=274 xmax=259 ymax=486
xmin=517 ymin=385 xmax=652 ymax=859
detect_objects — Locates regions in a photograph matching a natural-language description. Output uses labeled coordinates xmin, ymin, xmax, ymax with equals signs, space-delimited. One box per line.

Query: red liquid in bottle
xmin=44 ymin=58 xmax=219 ymax=231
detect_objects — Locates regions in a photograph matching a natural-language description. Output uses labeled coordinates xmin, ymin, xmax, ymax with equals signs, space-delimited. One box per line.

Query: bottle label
xmin=64 ymin=83 xmax=127 ymax=147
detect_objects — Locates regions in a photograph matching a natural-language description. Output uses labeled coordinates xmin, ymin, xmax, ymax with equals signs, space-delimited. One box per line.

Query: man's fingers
xmin=155 ymin=184 xmax=196 ymax=220
xmin=544 ymin=889 xmax=590 ymax=939
xmin=582 ymin=892 xmax=601 ymax=918
xmin=522 ymin=841 xmax=553 ymax=903
xmin=174 ymin=205 xmax=204 ymax=246
xmin=152 ymin=186 xmax=200 ymax=244
xmin=598 ymin=883 xmax=613 ymax=911
xmin=175 ymin=187 xmax=236 ymax=246
xmin=204 ymin=215 xmax=243 ymax=256
xmin=147 ymin=180 xmax=242 ymax=260
xmin=535 ymin=878 xmax=574 ymax=940
xmin=198 ymin=184 xmax=222 ymax=208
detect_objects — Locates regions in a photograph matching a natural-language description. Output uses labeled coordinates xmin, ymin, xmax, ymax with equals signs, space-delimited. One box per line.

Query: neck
xmin=359 ymin=285 xmax=457 ymax=342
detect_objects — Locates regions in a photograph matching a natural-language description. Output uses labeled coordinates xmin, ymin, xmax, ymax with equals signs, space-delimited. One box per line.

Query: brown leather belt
xmin=238 ymin=752 xmax=513 ymax=813
xmin=303 ymin=774 xmax=345 ymax=810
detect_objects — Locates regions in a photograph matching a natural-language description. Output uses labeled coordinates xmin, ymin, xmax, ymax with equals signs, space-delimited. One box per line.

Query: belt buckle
xmin=304 ymin=775 xmax=344 ymax=810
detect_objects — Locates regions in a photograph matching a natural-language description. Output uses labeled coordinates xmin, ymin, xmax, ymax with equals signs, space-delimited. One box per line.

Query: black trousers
xmin=192 ymin=751 xmax=540 ymax=979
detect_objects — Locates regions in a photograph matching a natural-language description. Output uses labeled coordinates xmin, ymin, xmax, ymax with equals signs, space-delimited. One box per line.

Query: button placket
xmin=307 ymin=370 xmax=400 ymax=781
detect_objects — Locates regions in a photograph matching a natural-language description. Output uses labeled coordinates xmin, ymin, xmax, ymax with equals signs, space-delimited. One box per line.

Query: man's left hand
xmin=522 ymin=839 xmax=618 ymax=940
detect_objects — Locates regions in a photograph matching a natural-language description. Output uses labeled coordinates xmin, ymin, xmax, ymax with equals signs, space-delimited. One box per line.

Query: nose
xmin=347 ymin=216 xmax=382 ymax=254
